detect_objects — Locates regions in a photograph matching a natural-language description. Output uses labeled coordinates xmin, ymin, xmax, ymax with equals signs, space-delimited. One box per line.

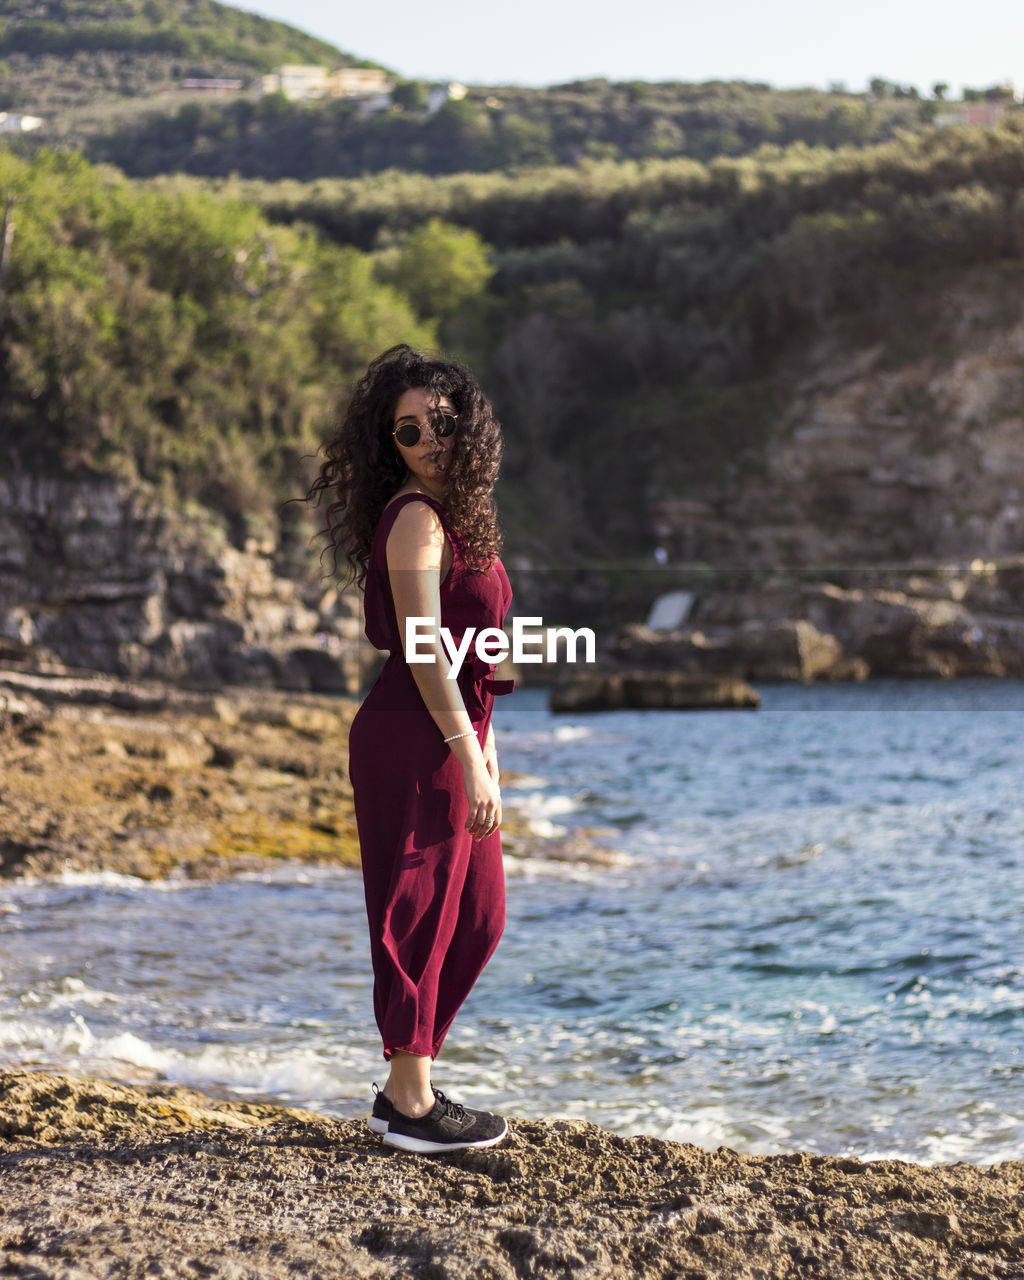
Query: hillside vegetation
xmin=0 ymin=0 xmax=365 ymax=124
xmin=0 ymin=148 xmax=437 ymax=547
xmin=0 ymin=0 xmax=988 ymax=180
xmin=213 ymin=121 xmax=1024 ymax=550
xmin=0 ymin=0 xmax=1014 ymax=181
xmin=3 ymin=122 xmax=1024 ymax=563
xmin=90 ymin=78 xmax=942 ymax=180
xmin=0 ymin=0 xmax=349 ymax=68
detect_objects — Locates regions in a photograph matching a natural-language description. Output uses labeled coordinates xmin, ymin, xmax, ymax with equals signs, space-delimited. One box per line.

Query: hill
xmin=3 ymin=125 xmax=1024 ymax=685
xmin=0 ymin=0 xmax=371 ymax=130
xmin=4 ymin=122 xmax=1024 ymax=566
xmin=85 ymin=76 xmax=943 ymax=180
xmin=0 ymin=0 xmax=986 ymax=180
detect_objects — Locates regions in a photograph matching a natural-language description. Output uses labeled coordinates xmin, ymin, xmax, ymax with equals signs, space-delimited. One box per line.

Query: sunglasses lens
xmin=393 ymin=413 xmax=457 ymax=447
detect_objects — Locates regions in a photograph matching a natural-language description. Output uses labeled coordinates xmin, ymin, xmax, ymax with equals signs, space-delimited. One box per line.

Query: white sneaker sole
xmin=367 ymin=1115 xmax=389 ymax=1135
xmin=383 ymin=1119 xmax=508 ymax=1154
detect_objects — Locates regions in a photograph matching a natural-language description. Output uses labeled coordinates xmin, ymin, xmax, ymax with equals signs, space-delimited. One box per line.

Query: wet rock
xmin=549 ymin=671 xmax=760 ymax=711
xmin=0 ymin=667 xmax=558 ymax=882
xmin=1 ymin=1069 xmax=1022 ymax=1280
xmin=612 ymin=619 xmax=863 ymax=683
xmin=617 ymin=574 xmax=1021 ymax=681
xmin=284 ymin=645 xmax=359 ymax=694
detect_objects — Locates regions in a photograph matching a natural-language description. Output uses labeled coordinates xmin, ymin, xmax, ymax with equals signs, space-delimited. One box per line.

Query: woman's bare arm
xmin=386 ymin=501 xmax=501 ymax=836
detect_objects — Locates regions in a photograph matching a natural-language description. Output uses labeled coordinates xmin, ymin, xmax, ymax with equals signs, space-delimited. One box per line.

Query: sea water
xmin=1 ymin=679 xmax=1022 ymax=1165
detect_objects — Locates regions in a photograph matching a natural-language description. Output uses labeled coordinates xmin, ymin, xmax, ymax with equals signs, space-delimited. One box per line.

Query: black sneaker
xmin=383 ymin=1088 xmax=508 ymax=1154
xmin=367 ymin=1083 xmax=392 ymax=1136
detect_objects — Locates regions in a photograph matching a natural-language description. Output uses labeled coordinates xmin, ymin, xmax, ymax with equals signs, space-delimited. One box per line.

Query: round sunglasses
xmin=391 ymin=412 xmax=458 ymax=449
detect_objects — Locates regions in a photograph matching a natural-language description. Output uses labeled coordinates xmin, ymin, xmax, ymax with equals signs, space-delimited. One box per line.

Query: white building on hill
xmin=260 ymin=65 xmax=391 ymax=102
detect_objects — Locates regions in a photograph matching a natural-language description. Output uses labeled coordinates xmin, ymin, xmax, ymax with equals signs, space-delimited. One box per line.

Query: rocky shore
xmin=0 ymin=665 xmax=619 ymax=881
xmin=0 ymin=666 xmax=363 ymax=880
xmin=2 ymin=639 xmax=1021 ymax=1280
xmin=609 ymin=566 xmax=1024 ymax=684
xmin=1 ymin=1069 xmax=1021 ymax=1280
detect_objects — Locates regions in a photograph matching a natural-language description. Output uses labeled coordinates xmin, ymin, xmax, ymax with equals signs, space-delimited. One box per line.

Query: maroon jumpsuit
xmin=348 ymin=492 xmax=514 ymax=1060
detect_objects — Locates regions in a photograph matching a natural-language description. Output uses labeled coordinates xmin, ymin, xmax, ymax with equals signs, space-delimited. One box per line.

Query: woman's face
xmin=391 ymin=386 xmax=457 ymax=492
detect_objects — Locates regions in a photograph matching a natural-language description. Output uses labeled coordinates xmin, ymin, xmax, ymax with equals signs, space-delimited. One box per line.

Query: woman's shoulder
xmin=381 ymin=489 xmax=445 ymax=518
xmin=379 ymin=491 xmax=448 ymax=539
xmin=379 ymin=491 xmax=454 ymax=568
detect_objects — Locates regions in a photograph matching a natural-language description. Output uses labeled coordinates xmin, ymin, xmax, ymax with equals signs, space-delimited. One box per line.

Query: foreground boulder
xmin=1 ymin=1069 xmax=1021 ymax=1280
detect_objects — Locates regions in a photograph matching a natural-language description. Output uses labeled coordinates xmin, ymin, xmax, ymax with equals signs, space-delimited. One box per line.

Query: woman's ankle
xmin=381 ymin=1054 xmax=434 ymax=1118
xmin=383 ymin=1077 xmax=435 ymax=1118
xmin=392 ymin=1090 xmax=434 ymax=1119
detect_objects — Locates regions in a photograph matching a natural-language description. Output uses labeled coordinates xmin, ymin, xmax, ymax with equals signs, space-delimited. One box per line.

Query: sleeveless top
xmin=361 ymin=492 xmax=514 ymax=722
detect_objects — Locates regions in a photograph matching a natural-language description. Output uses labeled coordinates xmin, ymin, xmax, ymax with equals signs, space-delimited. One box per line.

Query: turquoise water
xmin=1 ymin=679 xmax=1022 ymax=1164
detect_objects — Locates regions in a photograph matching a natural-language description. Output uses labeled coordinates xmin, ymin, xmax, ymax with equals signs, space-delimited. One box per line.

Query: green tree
xmin=377 ymin=218 xmax=494 ymax=323
xmin=391 ymin=80 xmax=427 ymax=113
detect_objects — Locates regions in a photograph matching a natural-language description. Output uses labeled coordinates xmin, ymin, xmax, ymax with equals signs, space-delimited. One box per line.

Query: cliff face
xmin=4 ymin=274 xmax=1024 ymax=686
xmin=654 ymin=276 xmax=1024 ymax=571
xmin=0 ymin=471 xmax=366 ymax=691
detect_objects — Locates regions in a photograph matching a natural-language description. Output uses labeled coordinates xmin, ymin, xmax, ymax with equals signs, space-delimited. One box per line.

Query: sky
xmin=235 ymin=0 xmax=1023 ymax=95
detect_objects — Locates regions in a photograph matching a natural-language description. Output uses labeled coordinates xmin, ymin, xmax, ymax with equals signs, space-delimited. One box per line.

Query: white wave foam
xmin=155 ymin=1043 xmax=342 ymax=1101
xmin=233 ymin=865 xmax=357 ymax=887
xmin=509 ymin=790 xmax=581 ymax=819
xmin=0 ymin=1013 xmax=355 ymax=1104
xmin=553 ymin=725 xmax=592 ymax=742
xmin=524 ymin=818 xmax=569 ymax=838
xmin=56 ymin=870 xmax=156 ymax=890
xmin=40 ymin=977 xmax=124 ymax=1010
xmin=0 ymin=1012 xmax=123 ymax=1061
xmin=504 ymin=772 xmax=548 ymax=789
xmin=502 ymin=855 xmax=597 ymax=882
xmin=91 ymin=1030 xmax=175 ymax=1072
xmin=658 ymin=1105 xmax=795 ymax=1155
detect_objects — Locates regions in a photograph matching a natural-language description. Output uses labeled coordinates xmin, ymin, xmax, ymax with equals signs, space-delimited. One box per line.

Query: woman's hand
xmin=462 ymin=755 xmax=502 ymax=839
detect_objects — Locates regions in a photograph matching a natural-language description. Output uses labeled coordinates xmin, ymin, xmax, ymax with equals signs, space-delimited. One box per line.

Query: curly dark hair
xmin=305 ymin=345 xmax=504 ymax=589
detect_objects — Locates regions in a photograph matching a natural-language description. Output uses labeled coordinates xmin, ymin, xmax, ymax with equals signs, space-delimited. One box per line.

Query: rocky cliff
xmin=4 ymin=272 xmax=1024 ymax=689
xmin=653 ymin=274 xmax=1024 ymax=572
xmin=0 ymin=471 xmax=369 ymax=693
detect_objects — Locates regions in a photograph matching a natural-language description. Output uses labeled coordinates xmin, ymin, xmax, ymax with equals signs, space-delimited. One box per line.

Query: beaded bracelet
xmin=443 ymin=730 xmax=475 ymax=743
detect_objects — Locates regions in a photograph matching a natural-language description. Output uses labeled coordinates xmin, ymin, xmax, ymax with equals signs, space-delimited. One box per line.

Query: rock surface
xmin=0 ymin=666 xmax=620 ymax=881
xmin=0 ymin=667 xmax=362 ymax=879
xmin=652 ymin=285 xmax=1024 ymax=569
xmin=1 ymin=1069 xmax=1022 ymax=1280
xmin=549 ymin=670 xmax=760 ymax=712
xmin=613 ymin=566 xmax=1024 ymax=682
xmin=0 ymin=472 xmax=372 ymax=694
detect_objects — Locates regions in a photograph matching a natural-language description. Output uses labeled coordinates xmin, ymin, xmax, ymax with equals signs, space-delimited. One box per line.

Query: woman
xmin=308 ymin=345 xmax=514 ymax=1154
